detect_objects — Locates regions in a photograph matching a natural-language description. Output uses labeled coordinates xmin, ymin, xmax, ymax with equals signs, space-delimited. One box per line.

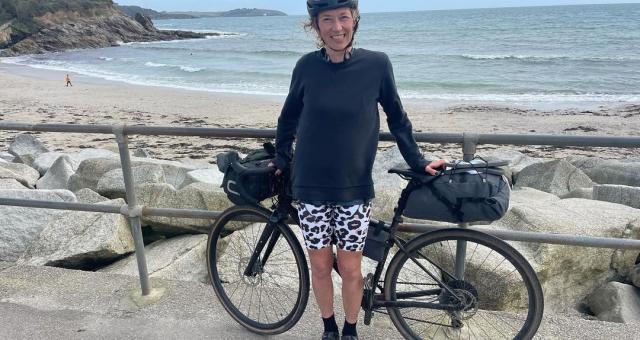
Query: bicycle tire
xmin=384 ymin=228 xmax=544 ymax=340
xmin=206 ymin=205 xmax=310 ymax=334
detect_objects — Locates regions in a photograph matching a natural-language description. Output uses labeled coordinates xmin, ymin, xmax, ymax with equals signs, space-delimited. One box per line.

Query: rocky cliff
xmin=0 ymin=1 xmax=212 ymax=57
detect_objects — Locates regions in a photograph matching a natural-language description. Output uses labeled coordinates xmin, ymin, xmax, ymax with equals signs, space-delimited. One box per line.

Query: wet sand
xmin=1 ymin=63 xmax=639 ymax=162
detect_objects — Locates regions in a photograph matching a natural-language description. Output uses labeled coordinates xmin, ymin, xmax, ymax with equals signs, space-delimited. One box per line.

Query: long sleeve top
xmin=275 ymin=48 xmax=429 ymax=203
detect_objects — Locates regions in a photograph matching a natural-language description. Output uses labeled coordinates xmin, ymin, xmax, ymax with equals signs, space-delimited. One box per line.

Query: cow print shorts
xmin=297 ymin=202 xmax=372 ymax=252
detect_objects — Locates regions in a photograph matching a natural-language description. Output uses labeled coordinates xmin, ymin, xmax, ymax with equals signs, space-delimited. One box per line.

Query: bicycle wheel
xmin=384 ymin=228 xmax=543 ymax=340
xmin=207 ymin=205 xmax=310 ymax=334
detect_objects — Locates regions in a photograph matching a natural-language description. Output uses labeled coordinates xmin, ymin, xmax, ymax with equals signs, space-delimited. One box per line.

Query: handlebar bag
xmin=217 ymin=143 xmax=277 ymax=205
xmin=402 ymin=167 xmax=510 ymax=223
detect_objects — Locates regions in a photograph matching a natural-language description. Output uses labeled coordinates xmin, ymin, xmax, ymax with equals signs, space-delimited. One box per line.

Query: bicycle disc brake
xmin=438 ymin=280 xmax=479 ymax=328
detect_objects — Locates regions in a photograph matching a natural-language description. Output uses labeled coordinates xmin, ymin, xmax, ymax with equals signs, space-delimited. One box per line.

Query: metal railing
xmin=1 ymin=121 xmax=640 ymax=296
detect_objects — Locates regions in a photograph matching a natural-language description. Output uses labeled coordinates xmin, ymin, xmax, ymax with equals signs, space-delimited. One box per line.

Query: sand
xmin=1 ymin=62 xmax=639 ymax=163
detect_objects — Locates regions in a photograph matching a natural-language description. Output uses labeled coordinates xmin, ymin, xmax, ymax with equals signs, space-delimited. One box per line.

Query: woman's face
xmin=317 ymin=7 xmax=355 ymax=52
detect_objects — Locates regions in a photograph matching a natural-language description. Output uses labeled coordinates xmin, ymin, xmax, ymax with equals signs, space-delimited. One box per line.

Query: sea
xmin=2 ymin=3 xmax=640 ymax=107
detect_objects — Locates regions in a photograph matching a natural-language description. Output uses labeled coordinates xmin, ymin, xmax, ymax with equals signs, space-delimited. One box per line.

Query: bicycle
xmin=206 ymin=159 xmax=544 ymax=339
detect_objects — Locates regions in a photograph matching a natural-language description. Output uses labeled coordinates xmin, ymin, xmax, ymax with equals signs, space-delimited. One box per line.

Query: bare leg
xmin=337 ymin=249 xmax=363 ymax=324
xmin=308 ymin=247 xmax=335 ymax=318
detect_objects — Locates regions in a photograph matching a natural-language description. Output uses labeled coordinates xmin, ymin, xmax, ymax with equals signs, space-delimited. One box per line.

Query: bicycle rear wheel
xmin=384 ymin=228 xmax=543 ymax=340
xmin=207 ymin=205 xmax=310 ymax=334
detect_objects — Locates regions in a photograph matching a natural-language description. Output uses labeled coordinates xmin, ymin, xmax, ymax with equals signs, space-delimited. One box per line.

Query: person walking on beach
xmin=65 ymin=74 xmax=72 ymax=87
xmin=273 ymin=1 xmax=445 ymax=339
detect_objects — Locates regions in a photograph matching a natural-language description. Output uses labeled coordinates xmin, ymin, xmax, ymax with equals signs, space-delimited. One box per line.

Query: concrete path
xmin=0 ymin=265 xmax=638 ymax=339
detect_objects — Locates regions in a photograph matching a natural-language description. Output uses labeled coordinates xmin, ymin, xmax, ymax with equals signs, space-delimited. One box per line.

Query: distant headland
xmin=116 ymin=5 xmax=288 ymax=19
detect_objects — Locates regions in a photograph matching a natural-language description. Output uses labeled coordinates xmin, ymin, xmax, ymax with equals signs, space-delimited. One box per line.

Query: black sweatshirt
xmin=275 ymin=48 xmax=429 ymax=203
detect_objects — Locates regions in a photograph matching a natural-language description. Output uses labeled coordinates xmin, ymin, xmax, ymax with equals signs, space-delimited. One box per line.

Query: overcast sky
xmin=114 ymin=1 xmax=639 ymax=14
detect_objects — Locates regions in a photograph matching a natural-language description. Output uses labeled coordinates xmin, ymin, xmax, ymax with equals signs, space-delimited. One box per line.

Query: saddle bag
xmin=403 ymin=160 xmax=510 ymax=223
xmin=217 ymin=142 xmax=277 ymax=205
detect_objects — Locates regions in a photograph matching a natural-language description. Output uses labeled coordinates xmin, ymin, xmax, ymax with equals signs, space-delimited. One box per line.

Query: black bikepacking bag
xmin=217 ymin=142 xmax=277 ymax=205
xmin=403 ymin=160 xmax=510 ymax=223
xmin=363 ymin=220 xmax=390 ymax=262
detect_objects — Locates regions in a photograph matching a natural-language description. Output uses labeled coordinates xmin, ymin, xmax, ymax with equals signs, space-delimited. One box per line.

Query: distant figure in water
xmin=65 ymin=74 xmax=73 ymax=87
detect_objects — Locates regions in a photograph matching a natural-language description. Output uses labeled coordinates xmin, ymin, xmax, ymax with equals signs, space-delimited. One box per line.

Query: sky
xmin=114 ymin=1 xmax=639 ymax=14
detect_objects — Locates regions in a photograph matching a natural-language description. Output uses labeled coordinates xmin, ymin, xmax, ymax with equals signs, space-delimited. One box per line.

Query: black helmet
xmin=306 ymin=0 xmax=358 ymax=17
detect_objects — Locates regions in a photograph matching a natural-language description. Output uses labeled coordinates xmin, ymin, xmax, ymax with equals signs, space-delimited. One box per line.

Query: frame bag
xmin=403 ymin=162 xmax=510 ymax=223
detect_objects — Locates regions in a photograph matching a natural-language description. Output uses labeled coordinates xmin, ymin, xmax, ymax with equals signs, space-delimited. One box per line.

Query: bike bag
xmin=402 ymin=160 xmax=510 ymax=223
xmin=217 ymin=142 xmax=277 ymax=205
xmin=363 ymin=220 xmax=389 ymax=262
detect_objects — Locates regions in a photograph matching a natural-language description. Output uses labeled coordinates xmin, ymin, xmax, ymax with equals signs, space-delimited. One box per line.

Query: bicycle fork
xmin=242 ymin=214 xmax=283 ymax=277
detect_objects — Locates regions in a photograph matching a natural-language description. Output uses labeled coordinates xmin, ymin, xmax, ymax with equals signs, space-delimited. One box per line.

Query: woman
xmin=273 ymin=1 xmax=444 ymax=339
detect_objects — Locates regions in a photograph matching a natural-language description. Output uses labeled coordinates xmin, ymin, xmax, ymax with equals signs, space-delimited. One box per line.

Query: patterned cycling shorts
xmin=297 ymin=202 xmax=372 ymax=252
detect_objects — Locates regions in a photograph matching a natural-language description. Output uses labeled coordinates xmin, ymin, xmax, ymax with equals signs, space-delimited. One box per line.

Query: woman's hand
xmin=425 ymin=159 xmax=446 ymax=176
xmin=268 ymin=162 xmax=282 ymax=176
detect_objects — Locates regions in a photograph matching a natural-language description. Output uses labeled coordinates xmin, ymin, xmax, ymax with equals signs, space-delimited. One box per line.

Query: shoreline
xmin=1 ymin=62 xmax=639 ymax=162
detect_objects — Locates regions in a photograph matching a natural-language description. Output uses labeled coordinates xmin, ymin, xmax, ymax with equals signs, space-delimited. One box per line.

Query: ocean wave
xmin=458 ymin=54 xmax=640 ymax=62
xmin=401 ymin=91 xmax=640 ymax=103
xmin=143 ymin=61 xmax=204 ymax=72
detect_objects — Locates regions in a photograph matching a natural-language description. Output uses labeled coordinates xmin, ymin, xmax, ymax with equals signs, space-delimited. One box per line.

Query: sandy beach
xmin=1 ymin=63 xmax=639 ymax=162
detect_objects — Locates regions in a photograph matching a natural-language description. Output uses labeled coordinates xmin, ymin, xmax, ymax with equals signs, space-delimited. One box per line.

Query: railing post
xmin=455 ymin=133 xmax=480 ymax=278
xmin=113 ymin=125 xmax=151 ymax=296
xmin=462 ymin=132 xmax=479 ymax=162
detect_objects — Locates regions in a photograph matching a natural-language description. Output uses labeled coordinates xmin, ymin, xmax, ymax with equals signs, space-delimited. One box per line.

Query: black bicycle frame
xmin=242 ymin=194 xmax=298 ymax=277
xmin=367 ymin=180 xmax=465 ymax=309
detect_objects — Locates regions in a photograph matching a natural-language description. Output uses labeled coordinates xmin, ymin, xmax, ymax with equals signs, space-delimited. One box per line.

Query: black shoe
xmin=341 ymin=336 xmax=358 ymax=340
xmin=322 ymin=331 xmax=340 ymax=340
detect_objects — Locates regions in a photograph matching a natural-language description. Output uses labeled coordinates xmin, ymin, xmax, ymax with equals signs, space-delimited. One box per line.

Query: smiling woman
xmin=272 ymin=1 xmax=445 ymax=340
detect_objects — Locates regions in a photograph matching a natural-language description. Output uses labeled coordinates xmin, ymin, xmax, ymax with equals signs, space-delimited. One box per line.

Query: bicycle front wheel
xmin=207 ymin=205 xmax=310 ymax=335
xmin=385 ymin=228 xmax=543 ymax=340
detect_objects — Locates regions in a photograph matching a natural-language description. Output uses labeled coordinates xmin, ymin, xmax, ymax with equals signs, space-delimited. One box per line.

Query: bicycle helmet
xmin=307 ymin=0 xmax=358 ymax=17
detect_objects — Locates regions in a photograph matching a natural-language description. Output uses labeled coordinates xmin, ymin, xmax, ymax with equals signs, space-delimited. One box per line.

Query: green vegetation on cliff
xmin=0 ymin=0 xmax=113 ymax=40
xmin=1 ymin=0 xmax=113 ymax=22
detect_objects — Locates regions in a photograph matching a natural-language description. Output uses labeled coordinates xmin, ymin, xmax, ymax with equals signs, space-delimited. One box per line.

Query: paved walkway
xmin=0 ymin=265 xmax=638 ymax=339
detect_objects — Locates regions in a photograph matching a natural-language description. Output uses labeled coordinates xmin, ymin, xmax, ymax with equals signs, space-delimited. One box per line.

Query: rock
xmin=0 ymin=151 xmax=15 ymax=162
xmin=0 ymin=4 xmax=212 ymax=57
xmin=74 ymin=188 xmax=110 ymax=203
xmin=631 ymin=265 xmax=640 ymax=288
xmin=0 ymin=178 xmax=28 ymax=189
xmin=593 ymin=185 xmax=640 ymax=209
xmin=33 ymin=152 xmax=69 ymax=175
xmin=35 ymin=155 xmax=77 ymax=190
xmin=67 ymin=157 xmax=122 ymax=192
xmin=568 ymin=156 xmax=640 ymax=187
xmin=100 ymin=234 xmax=210 ymax=283
xmin=134 ymin=13 xmax=156 ymax=31
xmin=0 ymin=162 xmax=41 ymax=188
xmin=8 ymin=133 xmax=49 ymax=166
xmin=130 ymin=157 xmax=196 ymax=189
xmin=478 ymin=149 xmax=547 ymax=185
xmin=180 ymin=168 xmax=224 ymax=189
xmin=96 ymin=164 xmax=166 ymax=198
xmin=17 ymin=199 xmax=134 ymax=269
xmin=491 ymin=187 xmax=640 ymax=312
xmin=585 ymin=282 xmax=640 ymax=323
xmin=515 ymin=159 xmax=594 ymax=196
xmin=68 ymin=156 xmax=196 ymax=193
xmin=0 ymin=189 xmax=76 ymax=261
xmin=75 ymin=148 xmax=119 ymax=162
xmin=132 ymin=148 xmax=151 ymax=158
xmin=137 ymin=182 xmax=232 ymax=235
xmin=560 ymin=187 xmax=594 ymax=199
